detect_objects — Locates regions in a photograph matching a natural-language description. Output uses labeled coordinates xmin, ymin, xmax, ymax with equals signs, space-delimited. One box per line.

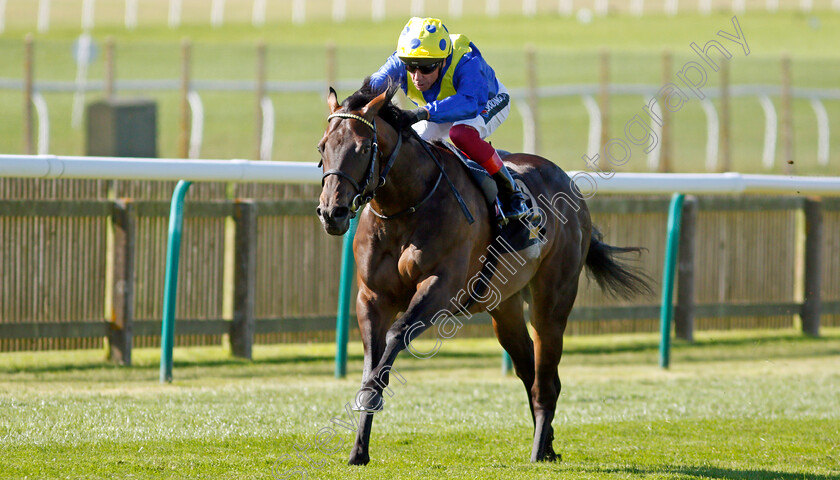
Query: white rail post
xmin=372 ymin=0 xmax=385 ymax=22
xmin=487 ymin=0 xmax=500 ymax=16
xmin=332 ymin=0 xmax=346 ymax=22
xmin=757 ymin=95 xmax=778 ymax=170
xmin=411 ymin=0 xmax=425 ymax=16
xmin=252 ymin=0 xmax=267 ymax=26
xmin=766 ymin=0 xmax=779 ymax=11
xmin=558 ymin=0 xmax=573 ymax=16
xmin=260 ymin=97 xmax=275 ymax=161
xmin=169 ymin=0 xmax=182 ymax=28
xmin=82 ymin=0 xmax=95 ymax=30
xmin=125 ymin=0 xmax=138 ymax=30
xmin=810 ymin=98 xmax=830 ymax=167
xmin=187 ymin=92 xmax=204 ymax=159
xmin=37 ymin=0 xmax=51 ymax=33
xmin=595 ymin=0 xmax=608 ymax=16
xmin=71 ymin=33 xmax=93 ymax=129
xmin=32 ymin=93 xmax=50 ymax=155
xmin=700 ymin=99 xmax=720 ymax=172
xmin=450 ymin=0 xmax=463 ymax=18
xmin=211 ymin=0 xmax=225 ymax=28
xmin=292 ymin=0 xmax=305 ymax=25
xmin=524 ymin=0 xmax=537 ymax=16
xmin=647 ymin=95 xmax=663 ymax=171
xmin=0 ymin=0 xmax=6 ymax=34
xmin=630 ymin=0 xmax=644 ymax=16
xmin=581 ymin=95 xmax=602 ymax=159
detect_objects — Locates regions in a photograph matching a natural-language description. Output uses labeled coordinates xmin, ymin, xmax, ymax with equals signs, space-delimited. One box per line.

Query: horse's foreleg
xmin=348 ymin=286 xmax=395 ymax=466
xmin=355 ymin=274 xmax=454 ymax=413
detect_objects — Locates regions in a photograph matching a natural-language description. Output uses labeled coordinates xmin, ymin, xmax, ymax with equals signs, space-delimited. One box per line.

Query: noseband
xmin=321 ymin=112 xmax=402 ymax=217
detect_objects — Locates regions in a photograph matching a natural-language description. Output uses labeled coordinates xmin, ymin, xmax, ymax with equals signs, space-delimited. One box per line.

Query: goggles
xmin=405 ymin=61 xmax=443 ymax=75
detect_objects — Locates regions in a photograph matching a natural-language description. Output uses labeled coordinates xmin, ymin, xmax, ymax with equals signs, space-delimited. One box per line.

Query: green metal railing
xmin=160 ymin=180 xmax=192 ymax=383
xmin=659 ymin=193 xmax=685 ymax=369
xmin=335 ymin=216 xmax=358 ymax=378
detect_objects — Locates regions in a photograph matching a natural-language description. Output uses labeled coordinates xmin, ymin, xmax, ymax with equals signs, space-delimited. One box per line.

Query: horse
xmin=316 ymin=81 xmax=652 ymax=465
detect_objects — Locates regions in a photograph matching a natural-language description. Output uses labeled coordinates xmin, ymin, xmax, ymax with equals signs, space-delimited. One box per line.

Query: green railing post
xmin=502 ymin=351 xmax=513 ymax=375
xmin=160 ymin=180 xmax=192 ymax=383
xmin=335 ymin=216 xmax=358 ymax=379
xmin=659 ymin=193 xmax=685 ymax=369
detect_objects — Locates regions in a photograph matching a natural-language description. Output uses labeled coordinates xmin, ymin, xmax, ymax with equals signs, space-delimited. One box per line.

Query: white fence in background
xmin=2 ymin=154 xmax=840 ymax=196
xmin=1 ymin=77 xmax=836 ymax=170
xmin=1 ymin=0 xmax=839 ymax=34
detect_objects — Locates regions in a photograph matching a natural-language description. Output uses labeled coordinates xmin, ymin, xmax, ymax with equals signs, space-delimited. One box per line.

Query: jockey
xmin=369 ymin=17 xmax=529 ymax=221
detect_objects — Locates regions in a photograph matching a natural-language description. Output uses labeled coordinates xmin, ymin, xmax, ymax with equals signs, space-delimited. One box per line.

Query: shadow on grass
xmin=0 ymin=349 xmax=502 ymax=376
xmin=602 ymin=464 xmax=840 ymax=479
xmin=3 ymin=330 xmax=838 ymax=376
xmin=567 ymin=330 xmax=840 ymax=356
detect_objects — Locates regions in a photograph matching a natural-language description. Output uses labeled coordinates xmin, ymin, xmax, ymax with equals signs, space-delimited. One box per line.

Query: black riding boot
xmin=492 ymin=165 xmax=529 ymax=221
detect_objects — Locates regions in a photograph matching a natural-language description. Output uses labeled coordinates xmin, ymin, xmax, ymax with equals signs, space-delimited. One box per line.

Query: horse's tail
xmin=584 ymin=228 xmax=654 ymax=299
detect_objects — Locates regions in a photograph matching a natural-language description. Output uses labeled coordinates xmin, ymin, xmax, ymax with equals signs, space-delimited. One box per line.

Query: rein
xmin=322 ymin=111 xmax=474 ymax=223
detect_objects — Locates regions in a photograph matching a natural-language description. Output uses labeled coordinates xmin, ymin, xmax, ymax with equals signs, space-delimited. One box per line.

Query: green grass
xmin=1 ymin=329 xmax=839 ymax=478
xmin=1 ymin=11 xmax=840 ymax=174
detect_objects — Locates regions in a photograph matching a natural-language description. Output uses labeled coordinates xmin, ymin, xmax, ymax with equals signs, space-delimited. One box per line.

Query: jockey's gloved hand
xmin=401 ymin=107 xmax=429 ymax=127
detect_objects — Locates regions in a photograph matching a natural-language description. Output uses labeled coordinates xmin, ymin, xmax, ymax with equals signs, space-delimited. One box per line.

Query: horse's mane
xmin=341 ymin=78 xmax=403 ymax=132
xmin=341 ymin=79 xmax=456 ymax=160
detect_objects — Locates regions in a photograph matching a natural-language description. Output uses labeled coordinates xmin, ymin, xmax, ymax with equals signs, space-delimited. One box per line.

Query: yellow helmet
xmin=396 ymin=17 xmax=452 ymax=68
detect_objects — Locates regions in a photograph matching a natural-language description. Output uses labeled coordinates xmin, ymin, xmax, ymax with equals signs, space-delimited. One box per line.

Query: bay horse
xmin=316 ymin=81 xmax=651 ymax=465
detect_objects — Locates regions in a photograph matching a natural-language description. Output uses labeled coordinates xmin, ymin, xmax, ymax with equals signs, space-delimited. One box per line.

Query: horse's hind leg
xmin=527 ymin=271 xmax=580 ymax=462
xmin=490 ymin=292 xmax=536 ymax=424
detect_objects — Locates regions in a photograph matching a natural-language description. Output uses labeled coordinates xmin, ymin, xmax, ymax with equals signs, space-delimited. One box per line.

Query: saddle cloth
xmin=439 ymin=142 xmax=545 ymax=253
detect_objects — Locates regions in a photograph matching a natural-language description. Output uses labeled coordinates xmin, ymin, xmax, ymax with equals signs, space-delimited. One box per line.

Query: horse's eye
xmin=361 ymin=146 xmax=371 ymax=155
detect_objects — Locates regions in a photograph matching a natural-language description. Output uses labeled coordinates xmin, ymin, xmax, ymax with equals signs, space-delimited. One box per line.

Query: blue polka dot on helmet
xmin=397 ymin=17 xmax=452 ymax=63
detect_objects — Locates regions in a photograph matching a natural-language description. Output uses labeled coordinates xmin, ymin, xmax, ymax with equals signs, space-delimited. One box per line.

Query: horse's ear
xmin=327 ymin=87 xmax=340 ymax=113
xmin=360 ymin=90 xmax=390 ymax=119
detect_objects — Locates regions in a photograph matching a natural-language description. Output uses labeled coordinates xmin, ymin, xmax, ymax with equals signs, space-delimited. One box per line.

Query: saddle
xmin=439 ymin=142 xmax=545 ymax=253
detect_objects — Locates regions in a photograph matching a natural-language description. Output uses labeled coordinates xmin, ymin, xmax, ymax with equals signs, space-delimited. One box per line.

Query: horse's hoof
xmin=531 ymin=448 xmax=561 ymax=463
xmin=348 ymin=454 xmax=370 ymax=466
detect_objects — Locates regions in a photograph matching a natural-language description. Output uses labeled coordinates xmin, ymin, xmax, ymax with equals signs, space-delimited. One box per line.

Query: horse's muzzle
xmin=316 ymin=204 xmax=351 ymax=236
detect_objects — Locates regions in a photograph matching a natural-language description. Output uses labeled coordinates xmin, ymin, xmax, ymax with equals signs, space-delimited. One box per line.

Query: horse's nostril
xmin=316 ymin=206 xmax=323 ymax=217
xmin=333 ymin=206 xmax=349 ymax=220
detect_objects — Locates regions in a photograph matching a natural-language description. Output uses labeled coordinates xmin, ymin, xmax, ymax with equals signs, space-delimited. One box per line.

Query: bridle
xmin=320 ymin=110 xmax=472 ymax=223
xmin=320 ymin=112 xmax=404 ymax=218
